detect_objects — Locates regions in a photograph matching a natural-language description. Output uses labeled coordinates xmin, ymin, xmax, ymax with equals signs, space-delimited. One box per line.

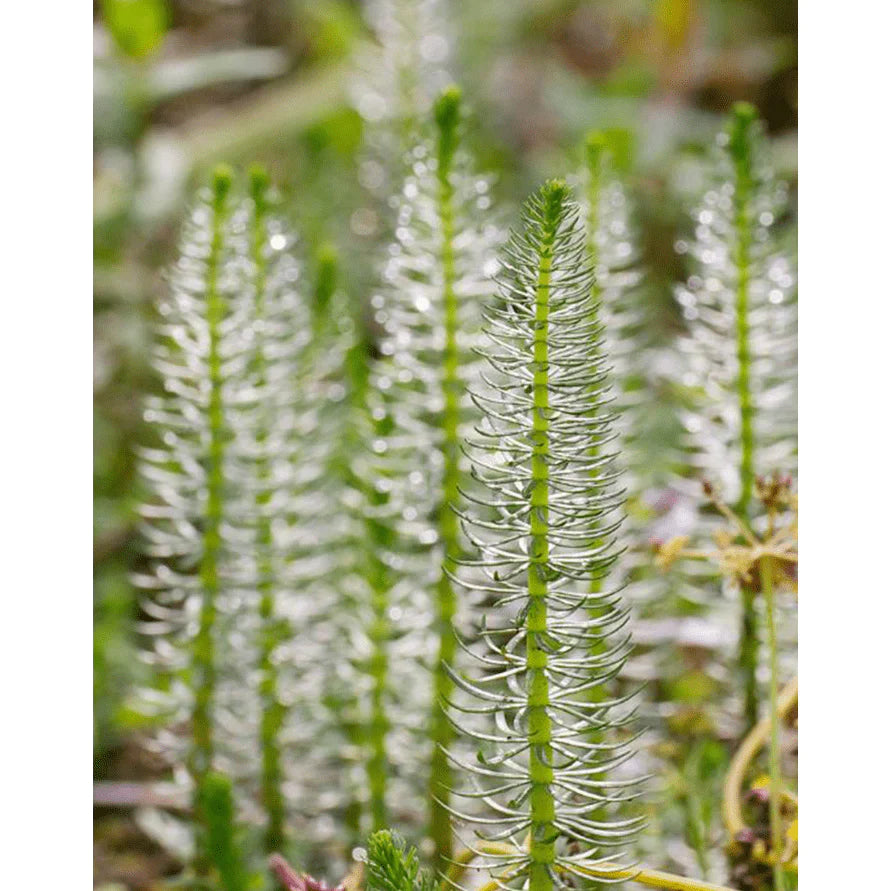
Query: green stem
xmin=429 ymin=84 xmax=462 ymax=871
xmin=200 ymin=772 xmax=249 ymax=891
xmin=364 ymin=355 xmax=393 ymax=832
xmin=191 ymin=166 xmax=232 ymax=869
xmin=760 ymin=556 xmax=785 ymax=891
xmin=729 ymin=103 xmax=759 ymax=730
xmin=526 ymin=184 xmax=564 ymax=891
xmin=248 ymin=167 xmax=286 ymax=854
xmin=367 ymin=575 xmax=390 ymax=831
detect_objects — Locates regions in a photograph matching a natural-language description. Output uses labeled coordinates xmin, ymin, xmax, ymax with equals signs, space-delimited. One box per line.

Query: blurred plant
xmin=367 ymin=84 xmax=501 ymax=861
xmin=674 ymin=103 xmax=796 ymax=730
xmin=658 ymin=473 xmax=797 ymax=890
xmin=134 ymin=165 xmax=314 ymax=869
xmin=446 ymin=181 xmax=642 ymax=891
xmin=575 ymin=130 xmax=647 ymax=486
xmin=133 ymin=167 xmax=238 ymax=869
xmin=200 ymin=771 xmax=251 ymax=891
xmin=101 ymin=0 xmax=169 ymax=61
xmin=352 ymin=0 xmax=454 ymax=200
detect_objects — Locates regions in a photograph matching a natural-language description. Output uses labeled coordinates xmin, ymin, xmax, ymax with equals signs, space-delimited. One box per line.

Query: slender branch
xmin=722 ymin=675 xmax=798 ymax=838
xmin=429 ymin=85 xmax=462 ymax=870
xmin=761 ymin=557 xmax=786 ymax=890
xmin=569 ymin=861 xmax=735 ymax=891
xmin=445 ymin=846 xmax=736 ymax=891
xmin=729 ymin=103 xmax=759 ymax=731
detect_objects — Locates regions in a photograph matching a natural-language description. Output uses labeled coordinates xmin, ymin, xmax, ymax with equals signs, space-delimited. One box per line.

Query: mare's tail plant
xmin=674 ymin=103 xmax=796 ymax=729
xmin=135 ymin=166 xmax=245 ymax=868
xmin=200 ymin=772 xmax=250 ymax=891
xmin=240 ymin=166 xmax=312 ymax=856
xmin=135 ymin=166 xmax=313 ymax=868
xmin=364 ymin=831 xmax=437 ymax=891
xmin=446 ymin=181 xmax=642 ymax=891
xmin=368 ymin=84 xmax=501 ymax=863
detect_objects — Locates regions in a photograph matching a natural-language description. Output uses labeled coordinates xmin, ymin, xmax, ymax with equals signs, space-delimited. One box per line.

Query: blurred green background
xmin=93 ymin=1 xmax=796 ymax=886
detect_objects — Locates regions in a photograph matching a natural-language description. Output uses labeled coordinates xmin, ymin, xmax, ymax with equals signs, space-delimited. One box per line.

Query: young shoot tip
xmin=211 ymin=164 xmax=234 ymax=202
xmin=249 ymin=164 xmax=271 ymax=201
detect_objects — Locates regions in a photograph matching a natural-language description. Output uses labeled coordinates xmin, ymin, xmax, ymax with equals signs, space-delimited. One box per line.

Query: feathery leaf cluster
xmin=446 ymin=181 xmax=642 ymax=891
xmin=365 ymin=831 xmax=438 ymax=891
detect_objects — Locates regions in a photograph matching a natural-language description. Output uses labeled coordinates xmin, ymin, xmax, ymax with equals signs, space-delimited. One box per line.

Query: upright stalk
xmin=367 ymin=548 xmax=391 ymax=832
xmin=191 ymin=165 xmax=233 ymax=867
xmin=363 ymin=340 xmax=394 ymax=833
xmin=760 ymin=556 xmax=785 ymax=891
xmin=248 ymin=167 xmax=286 ymax=854
xmin=728 ymin=103 xmax=759 ymax=729
xmin=526 ymin=185 xmax=562 ymax=891
xmin=429 ymin=84 xmax=462 ymax=870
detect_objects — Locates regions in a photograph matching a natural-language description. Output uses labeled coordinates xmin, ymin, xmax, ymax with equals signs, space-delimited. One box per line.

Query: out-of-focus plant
xmin=575 ymin=131 xmax=646 ymax=486
xmin=101 ymin=0 xmax=169 ymax=61
xmin=200 ymin=771 xmax=251 ymax=891
xmin=658 ymin=474 xmax=797 ymax=890
xmin=134 ymin=165 xmax=314 ymax=870
xmin=352 ymin=0 xmax=454 ymax=201
xmin=674 ymin=103 xmax=796 ymax=731
xmin=134 ymin=167 xmax=240 ymax=870
xmin=366 ymin=85 xmax=501 ymax=862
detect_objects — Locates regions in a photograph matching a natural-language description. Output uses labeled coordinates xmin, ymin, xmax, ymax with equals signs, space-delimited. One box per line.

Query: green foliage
xmin=364 ymin=831 xmax=437 ymax=891
xmin=199 ymin=772 xmax=250 ymax=891
xmin=101 ymin=0 xmax=169 ymax=60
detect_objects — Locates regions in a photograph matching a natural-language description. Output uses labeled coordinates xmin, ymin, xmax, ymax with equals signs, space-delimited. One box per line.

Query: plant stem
xmin=364 ymin=363 xmax=394 ymax=832
xmin=526 ymin=185 xmax=562 ymax=891
xmin=729 ymin=103 xmax=759 ymax=730
xmin=760 ymin=557 xmax=785 ymax=891
xmin=570 ymin=861 xmax=735 ymax=891
xmin=429 ymin=85 xmax=462 ymax=870
xmin=722 ymin=675 xmax=797 ymax=838
xmin=367 ymin=578 xmax=390 ymax=832
xmin=248 ymin=167 xmax=286 ymax=854
xmin=191 ymin=166 xmax=232 ymax=869
xmin=200 ymin=772 xmax=249 ymax=891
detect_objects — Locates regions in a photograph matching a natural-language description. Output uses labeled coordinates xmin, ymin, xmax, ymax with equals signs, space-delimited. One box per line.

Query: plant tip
xmin=434 ymin=84 xmax=462 ymax=131
xmin=211 ymin=164 xmax=234 ymax=201
xmin=249 ymin=164 xmax=271 ymax=200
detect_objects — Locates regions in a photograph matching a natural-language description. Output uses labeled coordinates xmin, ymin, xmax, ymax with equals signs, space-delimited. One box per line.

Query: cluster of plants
xmin=115 ymin=0 xmax=799 ymax=882
xmin=131 ymin=75 xmax=796 ymax=890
